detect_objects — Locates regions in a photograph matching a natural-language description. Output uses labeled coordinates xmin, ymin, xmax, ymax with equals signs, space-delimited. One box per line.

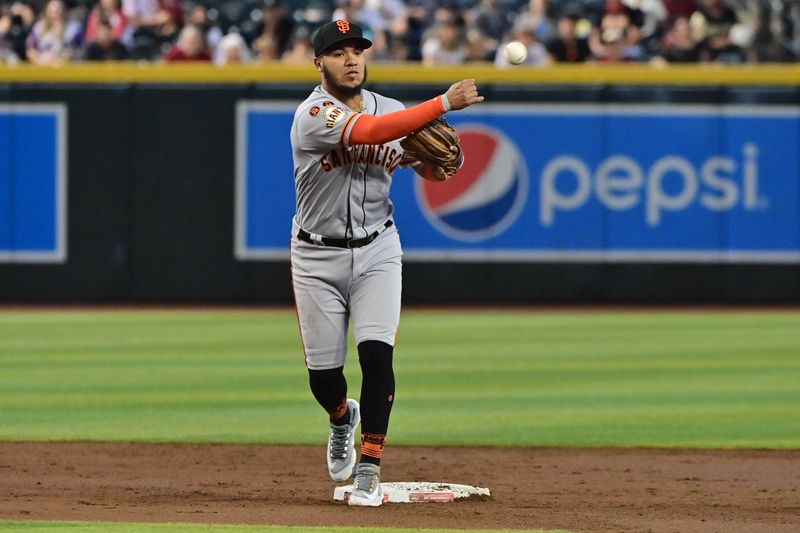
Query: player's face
xmin=317 ymin=42 xmax=367 ymax=98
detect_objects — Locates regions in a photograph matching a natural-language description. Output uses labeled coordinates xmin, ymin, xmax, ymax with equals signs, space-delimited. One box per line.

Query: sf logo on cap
xmin=336 ymin=20 xmax=350 ymax=33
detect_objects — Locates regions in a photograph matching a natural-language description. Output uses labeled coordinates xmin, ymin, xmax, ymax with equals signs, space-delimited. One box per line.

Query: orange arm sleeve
xmin=344 ymin=96 xmax=446 ymax=146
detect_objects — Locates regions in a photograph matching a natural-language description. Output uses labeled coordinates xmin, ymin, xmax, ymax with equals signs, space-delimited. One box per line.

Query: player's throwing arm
xmin=396 ymin=80 xmax=483 ymax=182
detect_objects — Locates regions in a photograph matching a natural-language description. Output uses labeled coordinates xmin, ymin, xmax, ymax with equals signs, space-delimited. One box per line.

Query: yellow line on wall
xmin=0 ymin=62 xmax=799 ymax=85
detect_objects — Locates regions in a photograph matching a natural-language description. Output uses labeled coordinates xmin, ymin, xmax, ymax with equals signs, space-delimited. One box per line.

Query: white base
xmin=333 ymin=482 xmax=490 ymax=503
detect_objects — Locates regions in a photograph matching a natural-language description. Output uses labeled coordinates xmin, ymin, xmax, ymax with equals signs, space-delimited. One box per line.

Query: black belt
xmin=297 ymin=220 xmax=393 ymax=249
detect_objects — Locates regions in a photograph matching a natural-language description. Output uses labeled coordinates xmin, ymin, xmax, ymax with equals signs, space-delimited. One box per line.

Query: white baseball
xmin=503 ymin=41 xmax=528 ymax=65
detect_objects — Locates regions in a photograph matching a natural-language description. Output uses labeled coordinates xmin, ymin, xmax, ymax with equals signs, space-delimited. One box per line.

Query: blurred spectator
xmin=123 ymin=0 xmax=183 ymax=60
xmin=252 ymin=31 xmax=278 ymax=61
xmin=329 ymin=0 xmax=407 ymax=60
xmin=370 ymin=0 xmax=411 ymax=59
xmin=789 ymin=0 xmax=800 ymax=58
xmin=395 ymin=0 xmax=435 ymax=60
xmin=467 ymin=0 xmax=512 ymax=51
xmin=298 ymin=0 xmax=331 ymax=28
xmin=84 ymin=15 xmax=130 ymax=60
xmin=385 ymin=32 xmax=410 ymax=60
xmin=332 ymin=0 xmax=405 ymax=34
xmin=464 ymin=0 xmax=513 ymax=61
xmin=546 ymin=10 xmax=592 ymax=62
xmin=330 ymin=0 xmax=358 ymax=25
xmin=421 ymin=17 xmax=469 ymax=65
xmin=26 ymin=0 xmax=84 ymax=64
xmin=213 ymin=31 xmax=251 ymax=64
xmin=0 ymin=1 xmax=36 ymax=60
xmin=0 ymin=0 xmax=791 ymax=65
xmin=366 ymin=0 xmax=408 ymax=31
xmin=465 ymin=24 xmax=497 ymax=61
xmin=515 ymin=0 xmax=556 ymax=42
xmin=367 ymin=24 xmax=393 ymax=60
xmin=495 ymin=22 xmax=551 ymax=67
xmin=749 ymin=0 xmax=797 ymax=61
xmin=0 ymin=40 xmax=19 ymax=63
xmin=280 ymin=25 xmax=314 ymax=63
xmin=0 ymin=12 xmax=20 ymax=63
xmin=589 ymin=0 xmax=645 ymax=61
xmin=85 ymin=0 xmax=129 ymax=45
xmin=187 ymin=3 xmax=222 ymax=51
xmin=427 ymin=5 xmax=463 ymax=32
xmin=663 ymin=0 xmax=698 ymax=21
xmin=651 ymin=15 xmax=699 ymax=62
xmin=689 ymin=0 xmax=745 ymax=61
xmin=624 ymin=0 xmax=667 ymax=46
xmin=249 ymin=0 xmax=294 ymax=58
xmin=162 ymin=23 xmax=209 ymax=61
xmin=369 ymin=0 xmax=417 ymax=61
xmin=332 ymin=0 xmax=383 ymax=58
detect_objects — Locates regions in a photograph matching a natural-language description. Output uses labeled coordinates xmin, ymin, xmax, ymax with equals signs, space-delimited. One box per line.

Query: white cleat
xmin=348 ymin=463 xmax=383 ymax=507
xmin=327 ymin=399 xmax=360 ymax=481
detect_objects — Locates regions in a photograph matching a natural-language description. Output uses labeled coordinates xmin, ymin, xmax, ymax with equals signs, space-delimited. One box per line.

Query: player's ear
xmin=314 ymin=57 xmax=322 ymax=72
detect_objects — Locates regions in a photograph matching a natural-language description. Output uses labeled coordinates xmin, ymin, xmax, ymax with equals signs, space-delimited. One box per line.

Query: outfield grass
xmin=0 ymin=309 xmax=798 ymax=447
xmin=0 ymin=522 xmax=568 ymax=533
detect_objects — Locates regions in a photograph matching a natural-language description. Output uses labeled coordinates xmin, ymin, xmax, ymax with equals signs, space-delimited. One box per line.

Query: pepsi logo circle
xmin=415 ymin=124 xmax=528 ymax=242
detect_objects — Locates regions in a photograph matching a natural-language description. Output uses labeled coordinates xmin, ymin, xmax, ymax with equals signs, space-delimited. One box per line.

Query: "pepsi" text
xmin=540 ymin=143 xmax=767 ymax=227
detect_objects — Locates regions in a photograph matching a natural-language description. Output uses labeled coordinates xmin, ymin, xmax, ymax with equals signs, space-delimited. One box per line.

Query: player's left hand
xmin=400 ymin=117 xmax=464 ymax=181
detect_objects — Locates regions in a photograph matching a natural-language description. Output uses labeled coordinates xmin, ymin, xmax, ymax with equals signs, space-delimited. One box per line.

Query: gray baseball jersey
xmin=290 ymin=85 xmax=405 ymax=370
xmin=290 ymin=85 xmax=405 ymax=239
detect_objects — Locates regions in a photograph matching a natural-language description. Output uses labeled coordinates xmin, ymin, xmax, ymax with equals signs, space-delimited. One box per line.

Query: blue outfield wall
xmin=1 ymin=80 xmax=800 ymax=303
xmin=0 ymin=105 xmax=67 ymax=263
xmin=238 ymin=103 xmax=800 ymax=264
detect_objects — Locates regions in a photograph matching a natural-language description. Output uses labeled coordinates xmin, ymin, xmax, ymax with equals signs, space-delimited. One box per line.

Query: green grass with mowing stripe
xmin=0 ymin=522 xmax=568 ymax=533
xmin=0 ymin=310 xmax=798 ymax=447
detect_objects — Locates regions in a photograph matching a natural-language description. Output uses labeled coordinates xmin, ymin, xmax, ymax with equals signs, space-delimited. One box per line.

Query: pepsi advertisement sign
xmin=236 ymin=102 xmax=800 ymax=263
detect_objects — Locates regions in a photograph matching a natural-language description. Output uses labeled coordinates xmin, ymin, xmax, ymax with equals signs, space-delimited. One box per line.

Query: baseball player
xmin=290 ymin=19 xmax=483 ymax=507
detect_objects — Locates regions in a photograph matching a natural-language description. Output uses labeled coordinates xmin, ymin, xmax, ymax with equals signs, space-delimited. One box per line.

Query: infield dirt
xmin=1 ymin=442 xmax=798 ymax=532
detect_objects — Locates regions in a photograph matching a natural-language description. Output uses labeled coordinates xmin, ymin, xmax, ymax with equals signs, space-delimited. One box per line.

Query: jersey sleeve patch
xmin=309 ymin=106 xmax=320 ymax=117
xmin=324 ymin=106 xmax=348 ymax=128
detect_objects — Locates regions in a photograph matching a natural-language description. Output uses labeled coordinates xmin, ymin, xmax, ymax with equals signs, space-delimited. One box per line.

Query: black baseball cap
xmin=312 ymin=20 xmax=372 ymax=57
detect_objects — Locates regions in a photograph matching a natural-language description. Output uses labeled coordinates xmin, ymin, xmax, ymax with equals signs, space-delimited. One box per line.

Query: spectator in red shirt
xmin=84 ymin=15 xmax=130 ymax=60
xmin=85 ymin=0 xmax=128 ymax=45
xmin=162 ymin=24 xmax=210 ymax=62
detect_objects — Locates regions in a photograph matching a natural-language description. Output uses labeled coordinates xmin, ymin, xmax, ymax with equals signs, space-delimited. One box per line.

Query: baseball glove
xmin=400 ymin=117 xmax=464 ymax=181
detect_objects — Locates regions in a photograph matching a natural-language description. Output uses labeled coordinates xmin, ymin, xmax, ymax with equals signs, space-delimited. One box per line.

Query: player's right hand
xmin=445 ymin=79 xmax=484 ymax=111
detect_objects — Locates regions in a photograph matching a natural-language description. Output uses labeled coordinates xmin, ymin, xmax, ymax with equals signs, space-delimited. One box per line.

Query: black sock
xmin=358 ymin=340 xmax=395 ymax=466
xmin=308 ymin=367 xmax=350 ymax=425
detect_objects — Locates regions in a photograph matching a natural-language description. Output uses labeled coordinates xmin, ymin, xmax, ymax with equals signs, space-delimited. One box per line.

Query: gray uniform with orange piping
xmin=290 ymin=84 xmax=405 ymax=370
